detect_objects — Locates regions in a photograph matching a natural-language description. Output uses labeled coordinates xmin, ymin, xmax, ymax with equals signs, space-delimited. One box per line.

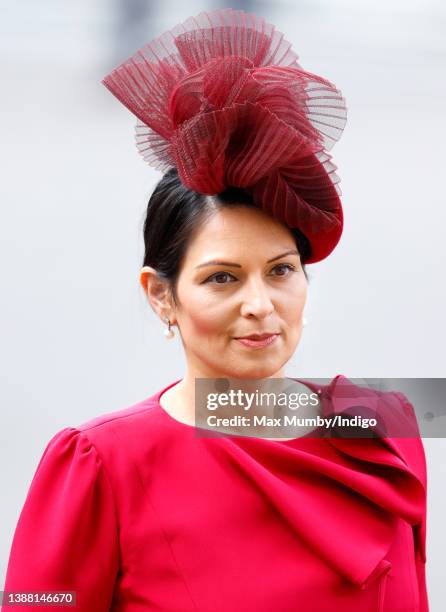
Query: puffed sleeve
xmin=2 ymin=427 xmax=119 ymax=611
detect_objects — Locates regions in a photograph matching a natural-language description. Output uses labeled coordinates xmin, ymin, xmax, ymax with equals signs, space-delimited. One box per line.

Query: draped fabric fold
xmin=220 ymin=375 xmax=427 ymax=591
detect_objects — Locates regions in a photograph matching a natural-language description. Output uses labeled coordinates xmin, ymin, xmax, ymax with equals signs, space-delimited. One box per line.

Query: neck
xmin=165 ymin=362 xmax=287 ymax=426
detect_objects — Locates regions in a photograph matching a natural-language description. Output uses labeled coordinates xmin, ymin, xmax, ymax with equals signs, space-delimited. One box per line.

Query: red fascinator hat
xmin=102 ymin=8 xmax=347 ymax=263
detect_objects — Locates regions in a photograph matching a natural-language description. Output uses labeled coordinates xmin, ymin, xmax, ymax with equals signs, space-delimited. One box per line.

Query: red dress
xmin=2 ymin=375 xmax=428 ymax=611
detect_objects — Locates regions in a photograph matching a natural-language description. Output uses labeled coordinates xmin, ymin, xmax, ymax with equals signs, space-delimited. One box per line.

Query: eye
xmin=204 ymin=271 xmax=237 ymax=285
xmin=204 ymin=263 xmax=296 ymax=285
xmin=271 ymin=263 xmax=296 ymax=276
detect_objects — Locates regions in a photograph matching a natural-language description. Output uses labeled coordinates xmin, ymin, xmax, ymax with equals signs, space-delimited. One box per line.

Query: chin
xmin=228 ymin=361 xmax=283 ymax=380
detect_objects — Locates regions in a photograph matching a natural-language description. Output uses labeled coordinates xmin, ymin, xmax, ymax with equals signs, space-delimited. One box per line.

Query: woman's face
xmin=167 ymin=205 xmax=308 ymax=379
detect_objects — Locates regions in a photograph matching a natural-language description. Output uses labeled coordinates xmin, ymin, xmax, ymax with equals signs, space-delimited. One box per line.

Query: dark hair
xmin=142 ymin=168 xmax=310 ymax=305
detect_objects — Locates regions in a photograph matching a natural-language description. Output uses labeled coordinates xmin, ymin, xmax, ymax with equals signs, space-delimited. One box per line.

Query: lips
xmin=235 ymin=333 xmax=279 ymax=340
xmin=234 ymin=333 xmax=280 ymax=349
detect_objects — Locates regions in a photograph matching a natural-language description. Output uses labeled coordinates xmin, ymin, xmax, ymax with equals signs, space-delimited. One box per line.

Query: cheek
xmin=281 ymin=281 xmax=307 ymax=319
xmin=178 ymin=291 xmax=230 ymax=336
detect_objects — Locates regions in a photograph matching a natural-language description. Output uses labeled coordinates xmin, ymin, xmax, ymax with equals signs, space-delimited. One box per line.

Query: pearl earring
xmin=302 ymin=316 xmax=308 ymax=327
xmin=163 ymin=317 xmax=175 ymax=339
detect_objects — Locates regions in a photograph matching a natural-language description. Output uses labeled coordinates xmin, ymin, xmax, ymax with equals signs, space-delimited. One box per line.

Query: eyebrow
xmin=194 ymin=250 xmax=300 ymax=269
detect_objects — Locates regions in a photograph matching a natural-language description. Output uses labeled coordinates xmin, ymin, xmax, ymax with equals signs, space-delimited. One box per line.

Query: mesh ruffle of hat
xmin=102 ymin=8 xmax=347 ymax=263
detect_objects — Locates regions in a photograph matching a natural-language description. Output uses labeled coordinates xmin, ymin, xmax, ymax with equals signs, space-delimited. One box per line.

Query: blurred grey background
xmin=1 ymin=0 xmax=445 ymax=606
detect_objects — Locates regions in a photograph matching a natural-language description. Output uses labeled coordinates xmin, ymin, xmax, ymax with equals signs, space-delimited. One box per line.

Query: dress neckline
xmin=155 ymin=376 xmax=341 ymax=444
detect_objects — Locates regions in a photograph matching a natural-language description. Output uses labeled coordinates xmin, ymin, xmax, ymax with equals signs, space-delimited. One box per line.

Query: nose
xmin=239 ymin=276 xmax=275 ymax=319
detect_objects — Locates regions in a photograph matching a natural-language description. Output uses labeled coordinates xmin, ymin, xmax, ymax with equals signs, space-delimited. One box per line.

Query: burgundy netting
xmin=102 ymin=8 xmax=347 ymax=262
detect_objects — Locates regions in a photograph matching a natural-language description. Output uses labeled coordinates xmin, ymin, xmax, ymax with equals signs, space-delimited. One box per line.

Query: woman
xmin=3 ymin=8 xmax=428 ymax=612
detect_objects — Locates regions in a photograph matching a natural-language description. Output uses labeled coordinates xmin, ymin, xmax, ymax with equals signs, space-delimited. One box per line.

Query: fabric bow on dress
xmin=217 ymin=375 xmax=427 ymax=610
